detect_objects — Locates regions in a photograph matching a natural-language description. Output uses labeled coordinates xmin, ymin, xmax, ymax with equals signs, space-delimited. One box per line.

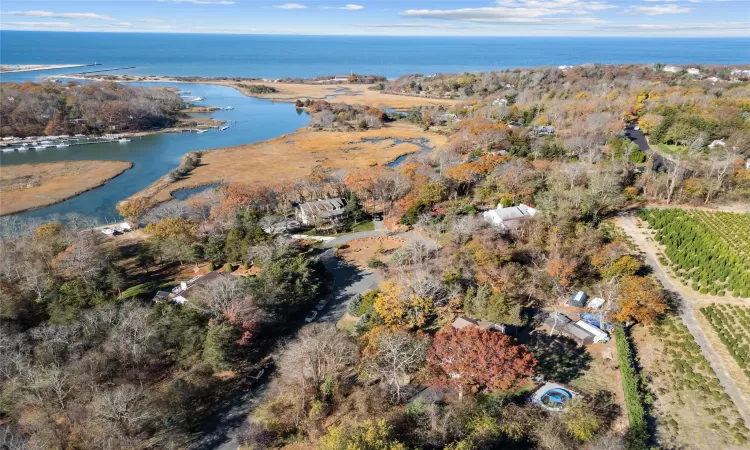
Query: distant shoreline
xmin=0 ymin=63 xmax=97 ymax=74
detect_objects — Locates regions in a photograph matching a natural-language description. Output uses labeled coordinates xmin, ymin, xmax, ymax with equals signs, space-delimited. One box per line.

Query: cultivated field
xmin=700 ymin=304 xmax=750 ymax=383
xmin=638 ymin=209 xmax=750 ymax=298
xmin=0 ymin=160 xmax=132 ymax=215
xmin=633 ymin=318 xmax=750 ymax=448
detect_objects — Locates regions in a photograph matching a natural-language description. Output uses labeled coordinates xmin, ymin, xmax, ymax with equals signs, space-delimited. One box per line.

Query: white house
xmin=663 ymin=65 xmax=680 ymax=73
xmin=492 ymin=98 xmax=508 ymax=106
xmin=483 ymin=204 xmax=537 ymax=230
xmin=154 ymin=271 xmax=231 ymax=304
xmin=686 ymin=68 xmax=700 ymax=75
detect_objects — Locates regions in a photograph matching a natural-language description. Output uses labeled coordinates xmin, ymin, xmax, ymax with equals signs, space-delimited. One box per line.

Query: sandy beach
xmin=0 ymin=160 xmax=133 ymax=215
xmin=0 ymin=63 xmax=91 ymax=74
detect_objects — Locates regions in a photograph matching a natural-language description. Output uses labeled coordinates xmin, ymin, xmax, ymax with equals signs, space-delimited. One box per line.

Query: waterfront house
xmin=686 ymin=68 xmax=700 ymax=75
xmin=483 ymin=204 xmax=537 ymax=230
xmin=663 ymin=65 xmax=681 ymax=73
xmin=295 ymin=197 xmax=347 ymax=227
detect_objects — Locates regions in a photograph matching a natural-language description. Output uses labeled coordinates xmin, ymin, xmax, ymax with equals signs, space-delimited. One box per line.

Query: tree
xmin=189 ymin=273 xmax=252 ymax=319
xmin=428 ymin=327 xmax=536 ymax=401
xmin=144 ymin=217 xmax=195 ymax=241
xmin=613 ymin=276 xmax=666 ymax=327
xmin=363 ymin=330 xmax=429 ymax=403
xmin=276 ymin=324 xmax=357 ymax=391
xmin=117 ymin=196 xmax=153 ymax=222
xmin=463 ymin=285 xmax=522 ymax=325
xmin=318 ymin=419 xmax=407 ymax=450
xmin=373 ymin=280 xmax=434 ymax=329
xmin=562 ymin=399 xmax=602 ymax=442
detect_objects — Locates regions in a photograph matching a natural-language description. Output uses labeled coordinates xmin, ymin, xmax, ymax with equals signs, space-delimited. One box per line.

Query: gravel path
xmin=617 ymin=215 xmax=750 ymax=427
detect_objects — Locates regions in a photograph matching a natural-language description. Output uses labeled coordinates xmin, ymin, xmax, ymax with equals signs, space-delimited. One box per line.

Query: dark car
xmin=373 ymin=213 xmax=383 ymax=221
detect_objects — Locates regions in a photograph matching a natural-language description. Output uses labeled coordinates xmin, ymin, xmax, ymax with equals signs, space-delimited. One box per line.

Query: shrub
xmin=367 ymin=257 xmax=386 ymax=269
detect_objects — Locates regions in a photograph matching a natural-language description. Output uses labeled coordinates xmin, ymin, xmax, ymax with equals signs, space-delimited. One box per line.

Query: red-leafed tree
xmin=428 ymin=327 xmax=536 ymax=401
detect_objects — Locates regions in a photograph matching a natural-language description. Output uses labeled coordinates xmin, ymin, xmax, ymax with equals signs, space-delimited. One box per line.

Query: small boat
xmin=219 ymin=126 xmax=230 ymax=131
xmin=193 ymin=97 xmax=205 ymax=102
xmin=101 ymin=227 xmax=115 ymax=236
xmin=118 ymin=138 xmax=132 ymax=143
xmin=34 ymin=145 xmax=51 ymax=150
xmin=74 ymin=134 xmax=85 ymax=137
xmin=196 ymin=129 xmax=208 ymax=134
xmin=225 ymin=106 xmax=234 ymax=110
xmin=56 ymin=144 xmax=70 ymax=148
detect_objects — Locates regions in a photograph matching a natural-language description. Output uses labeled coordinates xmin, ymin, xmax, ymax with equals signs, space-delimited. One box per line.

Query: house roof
xmin=493 ymin=204 xmax=536 ymax=221
xmin=563 ymin=322 xmax=595 ymax=341
xmin=452 ymin=316 xmax=498 ymax=331
xmin=297 ymin=197 xmax=346 ymax=219
xmin=176 ymin=271 xmax=233 ymax=299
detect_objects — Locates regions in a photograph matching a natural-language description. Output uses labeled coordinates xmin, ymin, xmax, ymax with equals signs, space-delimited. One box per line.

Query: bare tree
xmin=105 ymin=307 xmax=157 ymax=366
xmin=364 ymin=330 xmax=428 ymax=403
xmin=189 ymin=274 xmax=253 ymax=319
xmin=91 ymin=384 xmax=149 ymax=436
xmin=276 ymin=323 xmax=357 ymax=391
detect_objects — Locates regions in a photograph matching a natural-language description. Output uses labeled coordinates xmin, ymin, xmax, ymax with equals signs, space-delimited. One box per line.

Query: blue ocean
xmin=1 ymin=31 xmax=749 ymax=81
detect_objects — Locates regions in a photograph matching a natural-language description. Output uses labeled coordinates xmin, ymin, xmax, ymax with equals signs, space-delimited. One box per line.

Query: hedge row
xmin=614 ymin=325 xmax=650 ymax=450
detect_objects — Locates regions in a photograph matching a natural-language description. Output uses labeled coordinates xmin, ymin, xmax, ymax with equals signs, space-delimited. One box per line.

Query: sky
xmin=0 ymin=0 xmax=748 ymax=37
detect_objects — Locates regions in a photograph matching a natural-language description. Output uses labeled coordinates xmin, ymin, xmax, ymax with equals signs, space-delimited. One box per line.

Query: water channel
xmin=0 ymin=83 xmax=311 ymax=222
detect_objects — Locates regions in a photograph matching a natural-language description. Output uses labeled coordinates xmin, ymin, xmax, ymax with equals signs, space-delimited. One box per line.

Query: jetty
xmin=73 ymin=66 xmax=137 ymax=75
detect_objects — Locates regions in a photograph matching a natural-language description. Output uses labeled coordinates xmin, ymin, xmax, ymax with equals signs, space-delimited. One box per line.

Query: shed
xmin=567 ymin=291 xmax=588 ymax=308
xmin=575 ymin=320 xmax=609 ymax=343
xmin=587 ymin=297 xmax=605 ymax=309
xmin=562 ymin=322 xmax=596 ymax=346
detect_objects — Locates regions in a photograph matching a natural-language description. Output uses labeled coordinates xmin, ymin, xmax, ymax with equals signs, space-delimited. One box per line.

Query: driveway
xmin=624 ymin=126 xmax=650 ymax=152
xmin=196 ymin=229 xmax=438 ymax=449
xmin=317 ymin=229 xmax=438 ymax=323
xmin=617 ymin=214 xmax=750 ymax=427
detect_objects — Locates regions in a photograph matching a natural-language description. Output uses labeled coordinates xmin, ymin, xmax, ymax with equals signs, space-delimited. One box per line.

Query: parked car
xmin=373 ymin=213 xmax=383 ymax=221
xmin=315 ymin=299 xmax=328 ymax=311
xmin=305 ymin=311 xmax=318 ymax=323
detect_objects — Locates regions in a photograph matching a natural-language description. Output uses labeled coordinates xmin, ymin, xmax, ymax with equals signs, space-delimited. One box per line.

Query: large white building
xmin=483 ymin=204 xmax=537 ymax=230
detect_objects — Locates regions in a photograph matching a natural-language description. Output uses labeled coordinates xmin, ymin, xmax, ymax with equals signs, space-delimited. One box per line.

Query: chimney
xmin=180 ymin=281 xmax=188 ymax=291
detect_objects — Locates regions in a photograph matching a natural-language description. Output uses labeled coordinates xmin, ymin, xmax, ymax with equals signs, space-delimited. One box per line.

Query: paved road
xmin=617 ymin=215 xmax=750 ymax=428
xmin=624 ymin=126 xmax=651 ymax=152
xmin=201 ymin=229 xmax=438 ymax=449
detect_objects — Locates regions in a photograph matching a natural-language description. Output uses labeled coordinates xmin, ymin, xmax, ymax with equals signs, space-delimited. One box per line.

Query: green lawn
xmin=656 ymin=143 xmax=689 ymax=156
xmin=350 ymin=221 xmax=375 ymax=233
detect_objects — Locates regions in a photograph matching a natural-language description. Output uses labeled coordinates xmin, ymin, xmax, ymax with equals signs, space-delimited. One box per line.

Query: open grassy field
xmin=639 ymin=209 xmax=750 ymax=298
xmin=0 ymin=160 xmax=132 ymax=215
xmin=126 ymin=122 xmax=447 ymax=205
xmin=632 ymin=318 xmax=750 ymax=449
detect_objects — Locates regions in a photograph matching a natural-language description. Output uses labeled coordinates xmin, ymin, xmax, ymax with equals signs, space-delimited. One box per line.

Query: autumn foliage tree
xmin=613 ymin=275 xmax=667 ymax=327
xmin=428 ymin=327 xmax=536 ymax=400
xmin=373 ymin=280 xmax=434 ymax=329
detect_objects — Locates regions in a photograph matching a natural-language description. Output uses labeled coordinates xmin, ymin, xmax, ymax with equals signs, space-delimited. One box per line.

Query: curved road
xmin=205 ymin=228 xmax=438 ymax=450
xmin=617 ymin=215 xmax=750 ymax=428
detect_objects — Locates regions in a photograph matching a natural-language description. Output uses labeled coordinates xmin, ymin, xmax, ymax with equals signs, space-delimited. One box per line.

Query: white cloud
xmin=111 ymin=22 xmax=134 ymax=27
xmin=155 ymin=0 xmax=235 ymax=4
xmin=623 ymin=4 xmax=691 ymax=14
xmin=355 ymin=23 xmax=496 ymax=29
xmin=274 ymin=3 xmax=307 ymax=9
xmin=597 ymin=21 xmax=748 ymax=31
xmin=2 ymin=21 xmax=74 ymax=27
xmin=138 ymin=18 xmax=163 ymax=23
xmin=399 ymin=0 xmax=617 ymax=25
xmin=2 ymin=10 xmax=114 ymax=20
xmin=322 ymin=4 xmax=364 ymax=9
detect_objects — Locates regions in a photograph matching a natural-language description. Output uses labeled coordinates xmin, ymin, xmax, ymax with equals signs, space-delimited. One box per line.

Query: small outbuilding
xmin=535 ymin=125 xmax=555 ymax=136
xmin=483 ymin=204 xmax=537 ymax=231
xmin=566 ymin=291 xmax=588 ymax=308
xmin=575 ymin=320 xmax=609 ymax=343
